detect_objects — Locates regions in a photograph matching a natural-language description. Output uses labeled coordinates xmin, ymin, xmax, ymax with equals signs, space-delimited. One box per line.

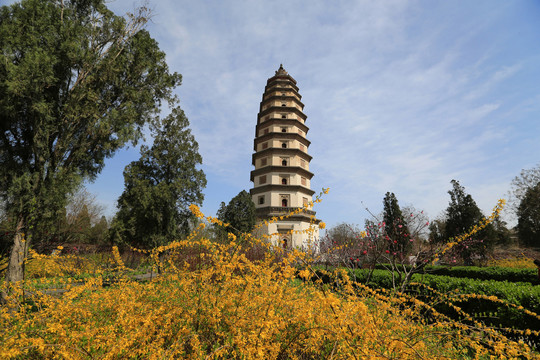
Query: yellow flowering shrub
xmin=0 ymin=194 xmax=538 ymax=359
xmin=488 ymin=256 xmax=537 ymax=269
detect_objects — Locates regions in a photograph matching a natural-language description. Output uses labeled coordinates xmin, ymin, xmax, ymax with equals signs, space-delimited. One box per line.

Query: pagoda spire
xmin=275 ymin=64 xmax=288 ymax=76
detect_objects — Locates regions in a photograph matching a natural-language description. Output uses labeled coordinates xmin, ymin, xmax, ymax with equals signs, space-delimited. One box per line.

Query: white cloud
xmin=79 ymin=0 xmax=540 ymax=227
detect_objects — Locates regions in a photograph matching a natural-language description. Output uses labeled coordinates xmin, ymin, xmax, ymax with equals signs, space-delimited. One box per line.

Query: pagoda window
xmin=258 ymin=196 xmax=265 ymax=205
xmin=281 ymin=114 xmax=287 ymax=119
xmin=262 ymin=142 xmax=268 ymax=150
xmin=259 ymin=175 xmax=267 ymax=185
xmin=281 ymin=127 xmax=287 ymax=133
xmin=281 ymin=159 xmax=287 ymax=166
xmin=281 ymin=178 xmax=287 ymax=185
xmin=260 ymin=158 xmax=267 ymax=166
xmin=281 ymin=103 xmax=286 ymax=107
xmin=281 ymin=142 xmax=287 ymax=148
xmin=301 ymin=177 xmax=307 ymax=186
xmin=282 ymin=199 xmax=288 ymax=207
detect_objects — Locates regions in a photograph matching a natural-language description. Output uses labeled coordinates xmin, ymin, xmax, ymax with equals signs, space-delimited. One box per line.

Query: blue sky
xmin=11 ymin=0 xmax=540 ymax=228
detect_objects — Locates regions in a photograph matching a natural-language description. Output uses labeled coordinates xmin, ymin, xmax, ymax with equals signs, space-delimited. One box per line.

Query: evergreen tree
xmin=517 ymin=181 xmax=540 ymax=247
xmin=0 ymin=0 xmax=181 ymax=292
xmin=382 ymin=192 xmax=411 ymax=255
xmin=428 ymin=217 xmax=447 ymax=243
xmin=445 ymin=180 xmax=484 ymax=238
xmin=111 ymin=108 xmax=206 ymax=248
xmin=214 ymin=201 xmax=228 ymax=240
xmin=216 ymin=190 xmax=256 ymax=239
xmin=444 ymin=180 xmax=495 ymax=264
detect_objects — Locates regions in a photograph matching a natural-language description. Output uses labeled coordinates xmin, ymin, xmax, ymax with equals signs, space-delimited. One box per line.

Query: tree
xmin=89 ymin=216 xmax=109 ymax=246
xmin=428 ymin=216 xmax=447 ymax=243
xmin=517 ymin=181 xmax=540 ymax=247
xmin=0 ymin=0 xmax=180 ymax=295
xmin=444 ymin=180 xmax=495 ymax=264
xmin=445 ymin=180 xmax=483 ymax=238
xmin=401 ymin=205 xmax=430 ymax=242
xmin=30 ymin=186 xmax=107 ymax=250
xmin=216 ymin=190 xmax=256 ymax=239
xmin=508 ymin=163 xmax=540 ymax=216
xmin=382 ymin=192 xmax=411 ymax=256
xmin=111 ymin=108 xmax=206 ymax=248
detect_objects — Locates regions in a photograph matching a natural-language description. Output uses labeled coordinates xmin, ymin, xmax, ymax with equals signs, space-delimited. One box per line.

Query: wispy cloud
xmin=82 ymin=0 xmax=540 ymax=228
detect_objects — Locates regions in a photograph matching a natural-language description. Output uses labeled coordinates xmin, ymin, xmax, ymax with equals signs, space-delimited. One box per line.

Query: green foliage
xmin=0 ymin=0 xmax=180 ymax=275
xmin=30 ymin=186 xmax=110 ymax=249
xmin=111 ymin=108 xmax=206 ymax=248
xmin=216 ymin=190 xmax=256 ymax=239
xmin=492 ymin=217 xmax=513 ymax=245
xmin=509 ymin=163 xmax=540 ymax=215
xmin=445 ymin=180 xmax=484 ymax=238
xmin=382 ymin=192 xmax=411 ymax=254
xmin=428 ymin=217 xmax=446 ymax=243
xmin=444 ymin=180 xmax=495 ymax=264
xmin=517 ymin=181 xmax=540 ymax=247
xmin=338 ymin=267 xmax=540 ymax=336
xmin=373 ymin=264 xmax=538 ymax=283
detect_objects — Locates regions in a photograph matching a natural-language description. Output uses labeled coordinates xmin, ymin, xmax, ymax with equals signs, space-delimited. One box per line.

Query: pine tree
xmin=111 ymin=108 xmax=206 ymax=248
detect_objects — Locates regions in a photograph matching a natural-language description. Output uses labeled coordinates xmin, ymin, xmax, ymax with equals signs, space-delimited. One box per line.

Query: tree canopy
xmin=0 ymin=0 xmax=181 ymax=288
xmin=508 ymin=163 xmax=540 ymax=216
xmin=444 ymin=180 xmax=484 ymax=239
xmin=216 ymin=190 xmax=256 ymax=239
xmin=444 ymin=180 xmax=495 ymax=263
xmin=111 ymin=108 xmax=206 ymax=248
xmin=517 ymin=181 xmax=540 ymax=247
xmin=382 ymin=192 xmax=410 ymax=255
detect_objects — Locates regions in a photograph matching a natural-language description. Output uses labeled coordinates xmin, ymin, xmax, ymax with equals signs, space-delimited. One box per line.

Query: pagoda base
xmin=255 ymin=217 xmax=320 ymax=251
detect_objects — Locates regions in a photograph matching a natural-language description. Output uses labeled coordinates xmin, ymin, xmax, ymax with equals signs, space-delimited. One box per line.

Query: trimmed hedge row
xmin=344 ymin=269 xmax=540 ymax=332
xmin=373 ymin=264 xmax=539 ymax=284
xmin=348 ymin=269 xmax=540 ymax=312
xmin=310 ymin=268 xmax=540 ymax=348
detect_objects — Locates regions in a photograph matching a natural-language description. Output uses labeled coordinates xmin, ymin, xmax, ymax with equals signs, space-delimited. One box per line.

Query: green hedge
xmin=310 ymin=268 xmax=540 ymax=348
xmin=373 ymin=264 xmax=539 ymax=284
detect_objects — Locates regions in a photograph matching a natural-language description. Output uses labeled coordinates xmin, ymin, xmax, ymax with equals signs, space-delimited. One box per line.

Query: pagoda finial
xmin=275 ymin=64 xmax=288 ymax=76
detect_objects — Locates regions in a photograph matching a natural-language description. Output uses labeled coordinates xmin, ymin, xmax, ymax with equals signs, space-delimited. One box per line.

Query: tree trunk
xmin=1 ymin=217 xmax=27 ymax=304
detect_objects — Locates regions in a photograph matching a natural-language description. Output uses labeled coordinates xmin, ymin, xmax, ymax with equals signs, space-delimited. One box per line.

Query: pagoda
xmin=250 ymin=65 xmax=319 ymax=249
